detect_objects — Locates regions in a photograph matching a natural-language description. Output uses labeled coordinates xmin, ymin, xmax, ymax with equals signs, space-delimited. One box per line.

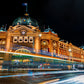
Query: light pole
xmin=68 ymin=48 xmax=72 ymax=61
xmin=68 ymin=48 xmax=72 ymax=70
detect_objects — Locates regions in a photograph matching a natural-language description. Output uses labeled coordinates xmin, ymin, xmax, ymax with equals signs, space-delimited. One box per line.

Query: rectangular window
xmin=13 ymin=36 xmax=18 ymax=43
xmin=29 ymin=37 xmax=33 ymax=43
xmin=18 ymin=36 xmax=23 ymax=43
xmin=24 ymin=36 xmax=28 ymax=43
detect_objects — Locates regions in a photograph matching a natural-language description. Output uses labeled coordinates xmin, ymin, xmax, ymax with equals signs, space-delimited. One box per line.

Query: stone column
xmin=6 ymin=32 xmax=11 ymax=51
xmin=57 ymin=42 xmax=60 ymax=56
xmin=48 ymin=39 xmax=53 ymax=56
xmin=69 ymin=43 xmax=73 ymax=61
xmin=34 ymin=36 xmax=41 ymax=53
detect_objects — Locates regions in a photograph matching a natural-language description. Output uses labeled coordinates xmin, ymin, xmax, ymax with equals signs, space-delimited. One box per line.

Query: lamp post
xmin=68 ymin=48 xmax=72 ymax=70
xmin=69 ymin=48 xmax=75 ymax=70
xmin=68 ymin=48 xmax=72 ymax=61
xmin=39 ymin=34 xmax=42 ymax=37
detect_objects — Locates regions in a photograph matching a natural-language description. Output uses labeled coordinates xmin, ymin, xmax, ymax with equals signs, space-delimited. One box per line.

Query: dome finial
xmin=24 ymin=13 xmax=29 ymax=16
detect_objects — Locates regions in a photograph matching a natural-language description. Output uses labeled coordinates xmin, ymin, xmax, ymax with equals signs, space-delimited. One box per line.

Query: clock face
xmin=22 ymin=31 xmax=26 ymax=35
xmin=20 ymin=29 xmax=27 ymax=35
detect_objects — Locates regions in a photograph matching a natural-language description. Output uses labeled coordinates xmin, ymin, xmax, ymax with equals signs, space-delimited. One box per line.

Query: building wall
xmin=0 ymin=25 xmax=84 ymax=63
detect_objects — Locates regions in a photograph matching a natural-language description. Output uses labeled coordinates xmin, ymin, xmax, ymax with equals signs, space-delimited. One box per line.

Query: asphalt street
xmin=0 ymin=71 xmax=84 ymax=84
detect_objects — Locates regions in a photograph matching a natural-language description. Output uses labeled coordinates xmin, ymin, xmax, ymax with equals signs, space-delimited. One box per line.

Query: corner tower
xmin=6 ymin=3 xmax=41 ymax=52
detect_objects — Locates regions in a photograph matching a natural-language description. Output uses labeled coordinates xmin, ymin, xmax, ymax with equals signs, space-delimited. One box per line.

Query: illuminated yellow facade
xmin=0 ymin=15 xmax=84 ymax=64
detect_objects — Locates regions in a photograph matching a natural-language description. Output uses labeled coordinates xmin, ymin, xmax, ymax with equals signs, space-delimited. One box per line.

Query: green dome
xmin=12 ymin=16 xmax=39 ymax=27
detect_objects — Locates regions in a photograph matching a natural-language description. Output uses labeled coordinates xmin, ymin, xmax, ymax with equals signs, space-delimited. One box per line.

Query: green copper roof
xmin=12 ymin=16 xmax=39 ymax=27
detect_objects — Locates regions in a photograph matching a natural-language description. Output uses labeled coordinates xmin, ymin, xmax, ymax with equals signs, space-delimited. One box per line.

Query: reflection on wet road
xmin=47 ymin=75 xmax=84 ymax=84
xmin=0 ymin=72 xmax=84 ymax=84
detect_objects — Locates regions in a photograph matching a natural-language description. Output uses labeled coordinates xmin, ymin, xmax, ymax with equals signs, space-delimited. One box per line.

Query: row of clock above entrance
xmin=13 ymin=36 xmax=33 ymax=43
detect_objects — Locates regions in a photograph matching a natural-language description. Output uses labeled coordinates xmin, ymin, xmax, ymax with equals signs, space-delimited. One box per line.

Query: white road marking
xmin=47 ymin=75 xmax=84 ymax=84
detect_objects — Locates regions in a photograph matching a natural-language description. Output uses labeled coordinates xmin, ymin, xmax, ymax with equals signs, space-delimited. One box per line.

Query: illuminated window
xmin=25 ymin=39 xmax=27 ymax=41
xmin=2 ymin=41 xmax=5 ymax=44
xmin=30 ymin=39 xmax=32 ymax=41
xmin=42 ymin=40 xmax=48 ymax=46
xmin=53 ymin=41 xmax=57 ymax=47
xmin=29 ymin=37 xmax=33 ymax=43
xmin=20 ymin=39 xmax=22 ymax=41
xmin=24 ymin=36 xmax=28 ymax=43
xmin=14 ymin=39 xmax=17 ymax=41
xmin=19 ymin=36 xmax=23 ymax=43
xmin=53 ymin=49 xmax=56 ymax=53
xmin=13 ymin=36 xmax=18 ymax=43
xmin=42 ymin=48 xmax=48 ymax=52
xmin=43 ymin=41 xmax=46 ymax=45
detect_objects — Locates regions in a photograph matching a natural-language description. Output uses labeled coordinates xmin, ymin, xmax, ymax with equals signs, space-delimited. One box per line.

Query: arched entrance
xmin=15 ymin=48 xmax=31 ymax=53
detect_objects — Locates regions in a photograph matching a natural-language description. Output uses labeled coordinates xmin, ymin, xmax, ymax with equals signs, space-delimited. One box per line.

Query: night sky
xmin=0 ymin=0 xmax=84 ymax=47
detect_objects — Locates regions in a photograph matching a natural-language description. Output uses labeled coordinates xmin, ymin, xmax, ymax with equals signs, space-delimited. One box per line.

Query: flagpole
xmin=26 ymin=3 xmax=28 ymax=13
xmin=22 ymin=3 xmax=29 ymax=16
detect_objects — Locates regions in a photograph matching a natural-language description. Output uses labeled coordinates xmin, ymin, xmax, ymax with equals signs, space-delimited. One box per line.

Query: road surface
xmin=0 ymin=70 xmax=84 ymax=84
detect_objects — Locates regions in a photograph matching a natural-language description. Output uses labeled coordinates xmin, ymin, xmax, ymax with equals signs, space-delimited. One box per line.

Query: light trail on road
xmin=0 ymin=70 xmax=84 ymax=78
xmin=43 ymin=75 xmax=84 ymax=84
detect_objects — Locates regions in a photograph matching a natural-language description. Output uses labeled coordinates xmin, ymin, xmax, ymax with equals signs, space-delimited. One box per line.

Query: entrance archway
xmin=15 ymin=48 xmax=31 ymax=53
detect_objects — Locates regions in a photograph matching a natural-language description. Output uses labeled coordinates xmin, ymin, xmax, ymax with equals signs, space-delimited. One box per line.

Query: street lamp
xmin=68 ymin=48 xmax=72 ymax=61
xmin=68 ymin=48 xmax=72 ymax=52
xmin=68 ymin=48 xmax=72 ymax=70
xmin=39 ymin=34 xmax=42 ymax=37
xmin=69 ymin=48 xmax=75 ymax=70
